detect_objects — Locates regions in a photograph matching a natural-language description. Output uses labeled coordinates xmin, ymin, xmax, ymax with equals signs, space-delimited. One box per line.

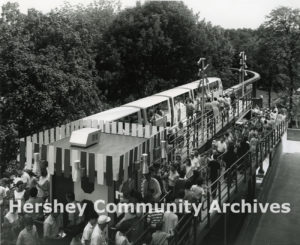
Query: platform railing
xmin=167 ymin=118 xmax=287 ymax=245
xmin=162 ymin=90 xmax=253 ymax=166
xmin=107 ymin=117 xmax=286 ymax=245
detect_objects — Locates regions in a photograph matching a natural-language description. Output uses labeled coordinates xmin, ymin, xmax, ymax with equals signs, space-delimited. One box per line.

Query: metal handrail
xmin=167 ymin=119 xmax=286 ymax=245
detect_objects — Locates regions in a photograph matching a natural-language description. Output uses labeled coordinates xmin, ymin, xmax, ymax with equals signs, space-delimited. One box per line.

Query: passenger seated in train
xmin=148 ymin=108 xmax=163 ymax=125
xmin=155 ymin=106 xmax=164 ymax=117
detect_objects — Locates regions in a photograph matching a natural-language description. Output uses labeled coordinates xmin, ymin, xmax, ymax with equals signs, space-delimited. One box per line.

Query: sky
xmin=1 ymin=0 xmax=300 ymax=29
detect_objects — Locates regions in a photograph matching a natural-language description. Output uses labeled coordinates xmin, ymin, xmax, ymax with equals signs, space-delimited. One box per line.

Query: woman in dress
xmin=36 ymin=168 xmax=49 ymax=200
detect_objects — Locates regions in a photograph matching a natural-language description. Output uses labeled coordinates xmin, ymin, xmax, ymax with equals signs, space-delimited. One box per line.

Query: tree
xmin=260 ymin=7 xmax=300 ymax=112
xmin=0 ymin=2 xmax=117 ymax=171
xmin=96 ymin=1 xmax=235 ymax=103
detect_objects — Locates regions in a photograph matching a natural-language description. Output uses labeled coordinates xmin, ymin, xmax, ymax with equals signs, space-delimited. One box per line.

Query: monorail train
xmin=82 ymin=70 xmax=260 ymax=127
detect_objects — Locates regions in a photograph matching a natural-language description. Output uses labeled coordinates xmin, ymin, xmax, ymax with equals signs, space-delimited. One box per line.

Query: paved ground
xmin=236 ymin=134 xmax=300 ymax=245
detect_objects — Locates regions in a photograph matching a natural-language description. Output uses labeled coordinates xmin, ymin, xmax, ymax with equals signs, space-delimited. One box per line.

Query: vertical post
xmin=197 ymin=58 xmax=209 ymax=143
xmin=196 ymin=118 xmax=199 ymax=148
xmin=237 ymin=99 xmax=240 ymax=118
xmin=218 ymin=181 xmax=222 ymax=205
xmin=239 ymin=51 xmax=247 ymax=98
xmin=224 ymin=211 xmax=228 ymax=245
xmin=227 ymin=178 xmax=230 ymax=200
xmin=258 ymin=142 xmax=264 ymax=175
xmin=193 ymin=118 xmax=196 ymax=148
xmin=207 ymin=191 xmax=211 ymax=228
xmin=187 ymin=120 xmax=190 ymax=157
xmin=193 ymin=217 xmax=197 ymax=245
xmin=256 ymin=144 xmax=259 ymax=168
xmin=235 ymin=165 xmax=238 ymax=193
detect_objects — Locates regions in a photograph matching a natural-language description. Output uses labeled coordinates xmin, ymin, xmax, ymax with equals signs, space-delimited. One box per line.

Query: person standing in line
xmin=14 ymin=181 xmax=26 ymax=206
xmin=15 ymin=169 xmax=31 ymax=189
xmin=162 ymin=205 xmax=178 ymax=236
xmin=190 ymin=178 xmax=206 ymax=202
xmin=204 ymin=98 xmax=214 ymax=134
xmin=222 ymin=143 xmax=237 ymax=183
xmin=176 ymin=121 xmax=185 ymax=154
xmin=115 ymin=223 xmax=131 ymax=245
xmin=211 ymin=97 xmax=220 ymax=124
xmin=82 ymin=213 xmax=98 ymax=245
xmin=208 ymin=154 xmax=221 ymax=199
xmin=193 ymin=150 xmax=201 ymax=170
xmin=25 ymin=187 xmax=43 ymax=221
xmin=218 ymin=95 xmax=225 ymax=121
xmin=190 ymin=152 xmax=198 ymax=169
xmin=141 ymin=172 xmax=162 ymax=203
xmin=90 ymin=215 xmax=111 ymax=245
xmin=16 ymin=216 xmax=40 ymax=245
xmin=36 ymin=168 xmax=49 ymax=200
xmin=184 ymin=158 xmax=194 ymax=179
xmin=186 ymin=98 xmax=195 ymax=119
xmin=167 ymin=164 xmax=179 ymax=191
xmin=150 ymin=222 xmax=170 ymax=245
xmin=230 ymin=93 xmax=236 ymax=116
xmin=43 ymin=211 xmax=64 ymax=244
xmin=216 ymin=136 xmax=227 ymax=155
xmin=65 ymin=192 xmax=83 ymax=227
xmin=199 ymin=153 xmax=209 ymax=182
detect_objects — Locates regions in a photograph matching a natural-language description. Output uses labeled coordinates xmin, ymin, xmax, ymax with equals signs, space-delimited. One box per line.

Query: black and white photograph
xmin=0 ymin=0 xmax=300 ymax=244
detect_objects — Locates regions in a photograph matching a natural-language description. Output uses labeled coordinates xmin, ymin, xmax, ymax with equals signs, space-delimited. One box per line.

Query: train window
xmin=209 ymin=81 xmax=219 ymax=91
xmin=194 ymin=89 xmax=199 ymax=99
xmin=120 ymin=112 xmax=139 ymax=124
xmin=145 ymin=100 xmax=169 ymax=125
xmin=159 ymin=100 xmax=169 ymax=115
xmin=176 ymin=91 xmax=190 ymax=103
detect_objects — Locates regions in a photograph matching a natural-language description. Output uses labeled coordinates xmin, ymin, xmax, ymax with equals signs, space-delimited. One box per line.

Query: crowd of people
xmin=0 ymin=161 xmax=117 ymax=245
xmin=115 ymin=100 xmax=287 ymax=244
xmin=0 ymin=91 xmax=287 ymax=245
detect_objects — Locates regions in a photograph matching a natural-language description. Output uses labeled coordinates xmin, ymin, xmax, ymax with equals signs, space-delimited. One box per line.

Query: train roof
xmin=83 ymin=106 xmax=140 ymax=122
xmin=197 ymin=77 xmax=221 ymax=84
xmin=178 ymin=77 xmax=221 ymax=89
xmin=178 ymin=81 xmax=200 ymax=90
xmin=155 ymin=87 xmax=191 ymax=98
xmin=123 ymin=95 xmax=168 ymax=109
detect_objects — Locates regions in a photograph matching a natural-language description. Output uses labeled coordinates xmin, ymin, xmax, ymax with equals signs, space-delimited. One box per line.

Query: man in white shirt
xmin=90 ymin=215 xmax=111 ymax=245
xmin=141 ymin=173 xmax=162 ymax=202
xmin=162 ymin=209 xmax=178 ymax=235
xmin=82 ymin=213 xmax=98 ymax=245
xmin=190 ymin=178 xmax=206 ymax=201
xmin=190 ymin=152 xmax=199 ymax=169
xmin=216 ymin=136 xmax=227 ymax=154
xmin=192 ymin=150 xmax=201 ymax=169
xmin=44 ymin=212 xmax=63 ymax=240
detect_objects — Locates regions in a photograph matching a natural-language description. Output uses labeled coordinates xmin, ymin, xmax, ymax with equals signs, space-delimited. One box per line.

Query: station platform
xmin=236 ymin=133 xmax=300 ymax=245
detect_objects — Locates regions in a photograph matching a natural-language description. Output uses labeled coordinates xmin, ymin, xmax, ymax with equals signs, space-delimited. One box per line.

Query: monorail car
xmin=81 ymin=70 xmax=260 ymax=128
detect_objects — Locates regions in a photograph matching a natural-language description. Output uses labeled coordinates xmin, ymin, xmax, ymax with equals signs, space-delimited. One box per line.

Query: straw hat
xmin=97 ymin=215 xmax=111 ymax=225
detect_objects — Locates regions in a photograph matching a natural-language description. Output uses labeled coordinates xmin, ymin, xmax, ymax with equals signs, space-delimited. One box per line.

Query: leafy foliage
xmin=0 ymin=2 xmax=113 ymax=168
xmin=96 ymin=1 xmax=235 ymax=102
xmin=1 ymin=1 xmax=299 ymax=170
